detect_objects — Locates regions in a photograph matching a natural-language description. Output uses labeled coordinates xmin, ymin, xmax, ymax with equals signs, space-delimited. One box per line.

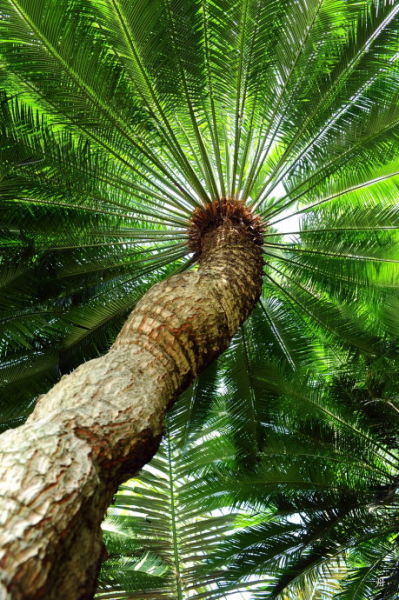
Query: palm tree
xmin=0 ymin=0 xmax=398 ymax=598
xmin=95 ymin=331 xmax=399 ymax=600
xmin=207 ymin=352 xmax=399 ymax=600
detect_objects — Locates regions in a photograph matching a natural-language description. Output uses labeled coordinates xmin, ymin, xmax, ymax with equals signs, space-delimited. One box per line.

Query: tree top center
xmin=187 ymin=198 xmax=264 ymax=259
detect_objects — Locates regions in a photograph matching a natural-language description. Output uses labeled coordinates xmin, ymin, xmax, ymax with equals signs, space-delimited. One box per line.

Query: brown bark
xmin=0 ymin=220 xmax=263 ymax=600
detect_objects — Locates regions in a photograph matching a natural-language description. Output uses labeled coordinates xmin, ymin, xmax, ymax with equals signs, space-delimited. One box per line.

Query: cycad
xmin=0 ymin=1 xmax=398 ymax=598
xmin=202 ymin=353 xmax=399 ymax=600
xmin=96 ymin=346 xmax=398 ymax=599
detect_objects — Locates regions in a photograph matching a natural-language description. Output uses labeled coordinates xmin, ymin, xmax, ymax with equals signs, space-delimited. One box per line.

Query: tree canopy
xmin=0 ymin=0 xmax=398 ymax=598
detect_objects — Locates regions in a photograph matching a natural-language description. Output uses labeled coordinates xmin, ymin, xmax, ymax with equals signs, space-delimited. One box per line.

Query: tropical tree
xmin=0 ymin=0 xmax=398 ymax=598
xmin=95 ymin=332 xmax=399 ymax=600
xmin=206 ymin=351 xmax=399 ymax=600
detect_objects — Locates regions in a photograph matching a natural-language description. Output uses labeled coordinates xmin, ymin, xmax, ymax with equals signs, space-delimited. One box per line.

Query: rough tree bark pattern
xmin=0 ymin=220 xmax=263 ymax=600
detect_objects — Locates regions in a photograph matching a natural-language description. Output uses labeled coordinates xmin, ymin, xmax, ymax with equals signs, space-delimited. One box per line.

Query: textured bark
xmin=0 ymin=220 xmax=263 ymax=600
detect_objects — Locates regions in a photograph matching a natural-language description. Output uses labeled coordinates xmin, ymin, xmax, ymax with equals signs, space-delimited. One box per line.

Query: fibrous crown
xmin=187 ymin=197 xmax=264 ymax=259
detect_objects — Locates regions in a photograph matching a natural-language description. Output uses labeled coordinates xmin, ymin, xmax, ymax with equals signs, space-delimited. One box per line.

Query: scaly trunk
xmin=0 ymin=216 xmax=263 ymax=600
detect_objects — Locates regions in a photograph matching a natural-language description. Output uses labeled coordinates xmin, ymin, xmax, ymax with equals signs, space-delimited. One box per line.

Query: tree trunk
xmin=0 ymin=219 xmax=263 ymax=600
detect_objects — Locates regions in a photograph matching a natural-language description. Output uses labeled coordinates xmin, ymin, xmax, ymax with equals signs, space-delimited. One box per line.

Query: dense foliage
xmin=0 ymin=0 xmax=398 ymax=598
xmin=97 ymin=334 xmax=399 ymax=599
